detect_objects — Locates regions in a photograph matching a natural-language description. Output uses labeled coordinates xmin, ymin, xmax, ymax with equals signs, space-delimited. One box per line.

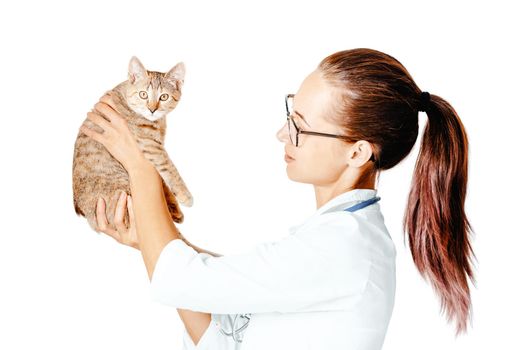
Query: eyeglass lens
xmin=286 ymin=96 xmax=297 ymax=146
xmin=286 ymin=95 xmax=294 ymax=115
xmin=287 ymin=117 xmax=297 ymax=146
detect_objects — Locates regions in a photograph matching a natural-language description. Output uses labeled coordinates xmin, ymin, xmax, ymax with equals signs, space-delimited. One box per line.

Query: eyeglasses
xmin=285 ymin=94 xmax=375 ymax=162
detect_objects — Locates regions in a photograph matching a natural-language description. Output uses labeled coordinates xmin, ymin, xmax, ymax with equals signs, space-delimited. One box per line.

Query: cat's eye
xmin=159 ymin=93 xmax=170 ymax=101
xmin=139 ymin=91 xmax=148 ymax=99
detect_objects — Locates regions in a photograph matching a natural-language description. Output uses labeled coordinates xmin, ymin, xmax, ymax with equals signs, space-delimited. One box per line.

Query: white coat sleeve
xmin=149 ymin=211 xmax=372 ymax=315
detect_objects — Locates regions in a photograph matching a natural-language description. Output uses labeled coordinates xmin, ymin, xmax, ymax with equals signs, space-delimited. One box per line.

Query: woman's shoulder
xmin=294 ymin=209 xmax=367 ymax=239
xmin=297 ymin=205 xmax=390 ymax=237
xmin=292 ymin=209 xmax=394 ymax=260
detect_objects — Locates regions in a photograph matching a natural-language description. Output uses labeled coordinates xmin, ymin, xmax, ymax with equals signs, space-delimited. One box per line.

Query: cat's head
xmin=123 ymin=56 xmax=185 ymax=122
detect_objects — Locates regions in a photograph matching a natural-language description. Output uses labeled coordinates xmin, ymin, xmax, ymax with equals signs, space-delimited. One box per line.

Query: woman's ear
xmin=349 ymin=140 xmax=374 ymax=167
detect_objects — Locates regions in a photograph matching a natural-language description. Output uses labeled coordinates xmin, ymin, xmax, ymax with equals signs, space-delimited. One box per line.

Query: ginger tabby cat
xmin=73 ymin=56 xmax=193 ymax=232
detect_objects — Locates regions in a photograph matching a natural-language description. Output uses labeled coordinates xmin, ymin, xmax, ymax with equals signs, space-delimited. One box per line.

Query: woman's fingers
xmin=94 ymin=100 xmax=115 ymax=116
xmin=114 ymin=191 xmax=129 ymax=233
xmin=126 ymin=195 xmax=139 ymax=249
xmin=126 ymin=195 xmax=136 ymax=222
xmin=95 ymin=193 xmax=139 ymax=250
xmin=99 ymin=93 xmax=114 ymax=104
xmin=80 ymin=123 xmax=107 ymax=144
xmin=94 ymin=98 xmax=123 ymax=127
xmin=96 ymin=197 xmax=121 ymax=241
xmin=114 ymin=191 xmax=139 ymax=249
xmin=86 ymin=111 xmax=110 ymax=131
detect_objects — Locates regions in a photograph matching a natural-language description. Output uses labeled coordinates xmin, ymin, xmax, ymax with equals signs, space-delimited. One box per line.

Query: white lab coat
xmin=150 ymin=189 xmax=396 ymax=349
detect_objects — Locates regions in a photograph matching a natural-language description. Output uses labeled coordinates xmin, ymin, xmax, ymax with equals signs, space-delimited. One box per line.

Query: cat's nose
xmin=148 ymin=101 xmax=159 ymax=113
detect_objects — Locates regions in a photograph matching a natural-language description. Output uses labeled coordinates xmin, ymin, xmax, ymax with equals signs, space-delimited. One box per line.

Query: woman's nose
xmin=276 ymin=121 xmax=289 ymax=143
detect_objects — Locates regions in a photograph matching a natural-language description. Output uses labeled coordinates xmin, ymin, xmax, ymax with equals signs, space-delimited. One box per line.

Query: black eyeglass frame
xmin=285 ymin=94 xmax=375 ymax=162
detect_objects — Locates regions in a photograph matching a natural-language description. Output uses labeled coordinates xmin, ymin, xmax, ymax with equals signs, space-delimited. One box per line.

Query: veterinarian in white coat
xmin=87 ymin=64 xmax=398 ymax=349
xmin=86 ymin=48 xmax=474 ymax=349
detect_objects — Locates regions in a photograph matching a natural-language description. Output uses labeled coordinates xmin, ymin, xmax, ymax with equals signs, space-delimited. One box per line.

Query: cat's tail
xmin=73 ymin=191 xmax=85 ymax=216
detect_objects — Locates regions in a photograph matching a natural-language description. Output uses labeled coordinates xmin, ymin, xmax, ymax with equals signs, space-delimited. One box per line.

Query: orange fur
xmin=72 ymin=56 xmax=193 ymax=232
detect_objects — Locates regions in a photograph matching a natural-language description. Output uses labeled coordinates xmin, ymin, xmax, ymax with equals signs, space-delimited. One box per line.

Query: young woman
xmin=81 ymin=47 xmax=475 ymax=349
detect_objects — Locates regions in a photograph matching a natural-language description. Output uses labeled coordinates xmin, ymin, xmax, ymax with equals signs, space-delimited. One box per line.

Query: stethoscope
xmin=218 ymin=313 xmax=252 ymax=343
xmin=219 ymin=196 xmax=381 ymax=343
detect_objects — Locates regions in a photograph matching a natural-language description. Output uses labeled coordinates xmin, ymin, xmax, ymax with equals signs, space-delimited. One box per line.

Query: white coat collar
xmin=289 ymin=188 xmax=379 ymax=234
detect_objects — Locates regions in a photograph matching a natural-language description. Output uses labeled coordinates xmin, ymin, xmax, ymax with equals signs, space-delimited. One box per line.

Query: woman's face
xmin=276 ymin=69 xmax=372 ymax=186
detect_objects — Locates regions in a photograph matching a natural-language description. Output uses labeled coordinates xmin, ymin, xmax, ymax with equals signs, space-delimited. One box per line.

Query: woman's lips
xmin=285 ymin=153 xmax=295 ymax=162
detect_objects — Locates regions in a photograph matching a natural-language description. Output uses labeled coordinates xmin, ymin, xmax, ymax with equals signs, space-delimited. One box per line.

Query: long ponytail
xmin=403 ymin=93 xmax=477 ymax=336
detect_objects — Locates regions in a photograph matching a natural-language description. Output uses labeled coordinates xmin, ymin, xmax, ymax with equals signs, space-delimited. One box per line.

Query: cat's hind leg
xmin=161 ymin=181 xmax=185 ymax=224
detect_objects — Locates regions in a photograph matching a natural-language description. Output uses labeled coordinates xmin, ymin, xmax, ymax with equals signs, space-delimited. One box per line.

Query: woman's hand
xmin=97 ymin=191 xmax=139 ymax=250
xmin=80 ymin=91 xmax=145 ymax=172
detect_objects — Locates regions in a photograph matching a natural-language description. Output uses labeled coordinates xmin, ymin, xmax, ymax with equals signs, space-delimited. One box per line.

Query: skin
xmin=276 ymin=69 xmax=376 ymax=209
xmin=81 ymin=68 xmax=376 ymax=346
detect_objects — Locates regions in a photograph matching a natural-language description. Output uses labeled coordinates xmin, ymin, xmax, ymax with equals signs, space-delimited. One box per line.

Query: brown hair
xmin=317 ymin=48 xmax=476 ymax=336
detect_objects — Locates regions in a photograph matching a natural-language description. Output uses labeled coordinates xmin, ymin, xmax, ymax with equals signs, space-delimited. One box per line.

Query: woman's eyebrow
xmin=294 ymin=110 xmax=311 ymax=127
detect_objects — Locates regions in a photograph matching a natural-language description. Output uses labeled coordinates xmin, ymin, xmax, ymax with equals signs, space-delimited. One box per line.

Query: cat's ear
xmin=128 ymin=56 xmax=148 ymax=84
xmin=165 ymin=62 xmax=185 ymax=89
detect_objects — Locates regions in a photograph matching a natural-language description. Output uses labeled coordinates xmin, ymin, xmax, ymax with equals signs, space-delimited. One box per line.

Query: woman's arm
xmin=127 ymin=159 xmax=217 ymax=346
xmin=179 ymin=233 xmax=223 ymax=258
xmin=127 ymin=158 xmax=179 ymax=281
xmin=127 ymin=157 xmax=223 ymax=279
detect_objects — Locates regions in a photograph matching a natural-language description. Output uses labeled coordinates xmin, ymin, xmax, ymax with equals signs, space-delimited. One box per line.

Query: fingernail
xmin=121 ymin=191 xmax=126 ymax=199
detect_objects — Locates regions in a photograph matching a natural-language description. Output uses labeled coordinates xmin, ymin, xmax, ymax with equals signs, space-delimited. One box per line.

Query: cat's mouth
xmin=143 ymin=112 xmax=160 ymax=121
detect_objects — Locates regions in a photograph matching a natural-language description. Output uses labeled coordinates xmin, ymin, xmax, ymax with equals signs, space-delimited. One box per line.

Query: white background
xmin=1 ymin=0 xmax=504 ymax=349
